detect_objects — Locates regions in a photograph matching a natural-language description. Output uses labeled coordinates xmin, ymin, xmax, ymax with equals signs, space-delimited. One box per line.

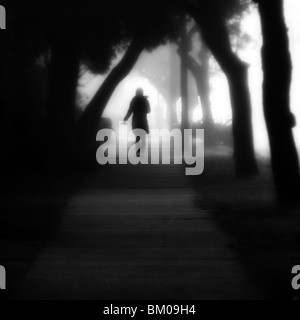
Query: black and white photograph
xmin=1 ymin=0 xmax=300 ymax=303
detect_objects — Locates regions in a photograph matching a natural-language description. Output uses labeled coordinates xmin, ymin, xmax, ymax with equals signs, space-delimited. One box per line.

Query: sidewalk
xmin=13 ymin=162 xmax=264 ymax=299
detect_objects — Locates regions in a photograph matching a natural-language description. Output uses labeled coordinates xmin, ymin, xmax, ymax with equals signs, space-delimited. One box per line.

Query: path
xmin=13 ymin=161 xmax=263 ymax=299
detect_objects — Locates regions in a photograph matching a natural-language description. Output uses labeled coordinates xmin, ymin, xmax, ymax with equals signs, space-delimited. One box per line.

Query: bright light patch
xmin=104 ymin=75 xmax=168 ymax=141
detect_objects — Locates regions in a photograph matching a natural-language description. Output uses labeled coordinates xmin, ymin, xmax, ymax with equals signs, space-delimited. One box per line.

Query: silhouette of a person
xmin=123 ymin=88 xmax=151 ymax=155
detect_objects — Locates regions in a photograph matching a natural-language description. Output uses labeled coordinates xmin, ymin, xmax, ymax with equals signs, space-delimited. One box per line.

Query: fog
xmin=78 ymin=0 xmax=300 ymax=157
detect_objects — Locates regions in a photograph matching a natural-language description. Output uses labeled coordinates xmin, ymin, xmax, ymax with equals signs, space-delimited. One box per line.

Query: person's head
xmin=136 ymin=87 xmax=144 ymax=97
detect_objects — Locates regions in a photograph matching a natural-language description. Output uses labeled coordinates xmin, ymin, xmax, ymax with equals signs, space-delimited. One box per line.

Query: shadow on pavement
xmin=190 ymin=149 xmax=300 ymax=300
xmin=0 ymin=171 xmax=84 ymax=299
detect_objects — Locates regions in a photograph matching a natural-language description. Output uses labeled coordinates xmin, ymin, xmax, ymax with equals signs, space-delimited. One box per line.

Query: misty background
xmin=76 ymin=0 xmax=300 ymax=157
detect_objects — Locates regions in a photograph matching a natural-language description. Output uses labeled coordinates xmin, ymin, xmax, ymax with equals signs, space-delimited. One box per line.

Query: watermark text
xmin=96 ymin=123 xmax=204 ymax=176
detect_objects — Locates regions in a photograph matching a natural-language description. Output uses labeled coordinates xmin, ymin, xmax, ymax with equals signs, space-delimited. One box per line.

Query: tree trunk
xmin=187 ymin=49 xmax=214 ymax=129
xmin=168 ymin=46 xmax=179 ymax=129
xmin=47 ymin=37 xmax=80 ymax=168
xmin=75 ymin=38 xmax=144 ymax=162
xmin=197 ymin=47 xmax=214 ymax=128
xmin=48 ymin=37 xmax=80 ymax=133
xmin=179 ymin=19 xmax=190 ymax=131
xmin=255 ymin=0 xmax=300 ymax=202
xmin=185 ymin=26 xmax=214 ymax=128
xmin=187 ymin=4 xmax=259 ymax=176
xmin=187 ymin=53 xmax=216 ymax=146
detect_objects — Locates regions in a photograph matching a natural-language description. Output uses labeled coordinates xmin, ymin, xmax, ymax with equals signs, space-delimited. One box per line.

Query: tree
xmin=179 ymin=17 xmax=190 ymax=130
xmin=0 ymin=0 xmax=130 ymax=169
xmin=75 ymin=38 xmax=145 ymax=157
xmin=181 ymin=0 xmax=259 ymax=176
xmin=253 ymin=0 xmax=300 ymax=202
xmin=75 ymin=1 xmax=182 ymax=156
xmin=185 ymin=25 xmax=214 ymax=130
xmin=74 ymin=0 xmax=259 ymax=175
xmin=0 ymin=0 xmax=52 ymax=169
xmin=46 ymin=1 xmax=127 ymax=151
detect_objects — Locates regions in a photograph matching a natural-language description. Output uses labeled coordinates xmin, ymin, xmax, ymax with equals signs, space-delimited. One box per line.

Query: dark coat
xmin=124 ymin=96 xmax=151 ymax=133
